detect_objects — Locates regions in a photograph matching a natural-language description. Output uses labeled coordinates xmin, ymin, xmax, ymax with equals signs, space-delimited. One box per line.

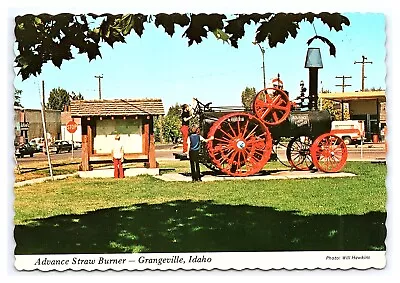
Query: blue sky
xmin=13 ymin=12 xmax=386 ymax=113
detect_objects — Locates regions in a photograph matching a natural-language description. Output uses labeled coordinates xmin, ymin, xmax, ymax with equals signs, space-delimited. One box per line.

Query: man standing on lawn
xmin=185 ymin=126 xmax=214 ymax=182
xmin=111 ymin=134 xmax=124 ymax=178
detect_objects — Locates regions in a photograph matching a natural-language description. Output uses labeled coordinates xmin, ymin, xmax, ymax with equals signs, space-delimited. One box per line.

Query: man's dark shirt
xmin=181 ymin=111 xmax=190 ymax=126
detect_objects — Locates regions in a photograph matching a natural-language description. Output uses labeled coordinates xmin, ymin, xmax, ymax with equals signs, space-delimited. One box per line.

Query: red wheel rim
xmin=310 ymin=133 xmax=348 ymax=173
xmin=207 ymin=112 xmax=273 ymax=177
xmin=252 ymin=87 xmax=291 ymax=126
xmin=286 ymin=136 xmax=314 ymax=171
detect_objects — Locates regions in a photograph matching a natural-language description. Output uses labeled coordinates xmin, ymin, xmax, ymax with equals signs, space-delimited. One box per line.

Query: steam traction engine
xmin=193 ymin=81 xmax=348 ymax=177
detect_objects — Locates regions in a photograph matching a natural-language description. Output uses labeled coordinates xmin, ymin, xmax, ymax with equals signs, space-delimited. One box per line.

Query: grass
xmin=13 ymin=160 xmax=387 ymax=254
xmin=14 ymin=160 xmax=80 ymax=182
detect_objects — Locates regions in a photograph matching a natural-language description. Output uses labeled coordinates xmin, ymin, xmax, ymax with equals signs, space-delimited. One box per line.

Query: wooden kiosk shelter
xmin=70 ymin=98 xmax=164 ymax=171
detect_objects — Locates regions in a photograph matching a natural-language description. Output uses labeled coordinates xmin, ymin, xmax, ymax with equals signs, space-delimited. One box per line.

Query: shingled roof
xmin=70 ymin=98 xmax=165 ymax=117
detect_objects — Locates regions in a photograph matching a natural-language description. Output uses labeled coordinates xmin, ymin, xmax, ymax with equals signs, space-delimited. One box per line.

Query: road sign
xmin=66 ymin=120 xmax=78 ymax=134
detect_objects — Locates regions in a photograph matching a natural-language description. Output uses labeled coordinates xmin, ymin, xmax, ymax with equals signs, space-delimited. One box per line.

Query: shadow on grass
xmin=14 ymin=200 xmax=386 ymax=254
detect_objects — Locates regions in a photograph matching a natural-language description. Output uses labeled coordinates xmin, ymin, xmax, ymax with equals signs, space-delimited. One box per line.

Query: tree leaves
xmin=47 ymin=87 xmax=71 ymax=110
xmin=14 ymin=12 xmax=350 ymax=81
xmin=132 ymin=14 xmax=147 ymax=37
xmin=212 ymin=28 xmax=230 ymax=42
xmin=15 ymin=13 xmax=96 ymax=80
xmin=155 ymin=13 xmax=190 ymax=37
xmin=98 ymin=14 xmax=126 ymax=46
xmin=241 ymin=86 xmax=257 ymax=110
xmin=255 ymin=13 xmax=302 ymax=48
xmin=307 ymin=35 xmax=337 ymax=56
xmin=316 ymin=12 xmax=350 ymax=32
xmin=183 ymin=13 xmax=227 ymax=45
xmin=225 ymin=14 xmax=272 ymax=48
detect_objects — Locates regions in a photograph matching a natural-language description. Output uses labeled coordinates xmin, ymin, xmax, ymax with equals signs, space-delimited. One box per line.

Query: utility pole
xmin=252 ymin=42 xmax=266 ymax=89
xmin=335 ymin=75 xmax=352 ymax=121
xmin=354 ymin=56 xmax=372 ymax=91
xmin=335 ymin=75 xmax=352 ymax=93
xmin=40 ymin=80 xmax=54 ymax=180
xmin=95 ymin=75 xmax=103 ymax=99
xmin=41 ymin=81 xmax=47 ymax=153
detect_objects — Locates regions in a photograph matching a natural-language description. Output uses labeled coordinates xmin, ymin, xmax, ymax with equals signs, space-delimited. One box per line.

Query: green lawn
xmin=14 ymin=161 xmax=387 ymax=254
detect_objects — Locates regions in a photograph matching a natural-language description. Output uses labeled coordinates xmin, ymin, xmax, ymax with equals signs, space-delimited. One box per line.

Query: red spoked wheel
xmin=286 ymin=136 xmax=314 ymax=171
xmin=252 ymin=87 xmax=291 ymax=126
xmin=207 ymin=112 xmax=273 ymax=177
xmin=310 ymin=133 xmax=348 ymax=173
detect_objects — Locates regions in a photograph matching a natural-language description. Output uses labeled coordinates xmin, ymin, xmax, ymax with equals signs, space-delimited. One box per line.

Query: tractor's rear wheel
xmin=207 ymin=112 xmax=273 ymax=177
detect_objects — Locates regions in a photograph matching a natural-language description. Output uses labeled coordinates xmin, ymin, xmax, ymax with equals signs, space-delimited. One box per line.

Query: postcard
xmin=11 ymin=9 xmax=388 ymax=272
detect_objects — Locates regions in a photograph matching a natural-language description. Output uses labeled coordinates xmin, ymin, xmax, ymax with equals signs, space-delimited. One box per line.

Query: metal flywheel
xmin=252 ymin=87 xmax=291 ymax=126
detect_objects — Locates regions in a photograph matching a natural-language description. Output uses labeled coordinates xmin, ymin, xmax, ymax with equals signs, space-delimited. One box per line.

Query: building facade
xmin=14 ymin=107 xmax=61 ymax=144
xmin=319 ymin=91 xmax=386 ymax=141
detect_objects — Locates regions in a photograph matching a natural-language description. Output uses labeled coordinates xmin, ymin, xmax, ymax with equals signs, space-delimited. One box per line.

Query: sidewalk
xmin=14 ymin=167 xmax=358 ymax=186
xmin=154 ymin=170 xmax=357 ymax=182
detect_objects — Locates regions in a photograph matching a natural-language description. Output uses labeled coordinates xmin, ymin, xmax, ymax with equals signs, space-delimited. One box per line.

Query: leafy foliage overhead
xmin=15 ymin=13 xmax=350 ymax=80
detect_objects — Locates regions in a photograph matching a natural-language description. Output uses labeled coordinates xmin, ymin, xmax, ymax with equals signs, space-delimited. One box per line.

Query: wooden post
xmin=87 ymin=120 xmax=93 ymax=158
xmin=81 ymin=118 xmax=89 ymax=171
xmin=148 ymin=116 xmax=156 ymax=168
xmin=143 ymin=118 xmax=150 ymax=155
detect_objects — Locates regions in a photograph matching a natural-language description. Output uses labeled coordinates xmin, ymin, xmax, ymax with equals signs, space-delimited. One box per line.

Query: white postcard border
xmin=15 ymin=251 xmax=386 ymax=271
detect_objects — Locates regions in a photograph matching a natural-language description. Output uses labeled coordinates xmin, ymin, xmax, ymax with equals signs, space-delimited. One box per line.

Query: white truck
xmin=330 ymin=120 xmax=365 ymax=145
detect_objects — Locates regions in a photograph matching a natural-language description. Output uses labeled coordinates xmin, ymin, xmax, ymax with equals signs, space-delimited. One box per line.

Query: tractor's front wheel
xmin=310 ymin=133 xmax=348 ymax=173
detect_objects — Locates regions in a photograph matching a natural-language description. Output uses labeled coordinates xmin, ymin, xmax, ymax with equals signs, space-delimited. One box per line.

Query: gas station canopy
xmin=319 ymin=91 xmax=386 ymax=102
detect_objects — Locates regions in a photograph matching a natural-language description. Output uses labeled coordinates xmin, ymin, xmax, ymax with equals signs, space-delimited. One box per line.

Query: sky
xmin=3 ymin=0 xmax=400 ymax=280
xmin=12 ymin=12 xmax=386 ymax=113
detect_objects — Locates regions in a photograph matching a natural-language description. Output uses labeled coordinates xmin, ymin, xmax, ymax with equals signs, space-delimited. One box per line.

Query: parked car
xmin=15 ymin=143 xmax=36 ymax=158
xmin=47 ymin=140 xmax=73 ymax=154
xmin=29 ymin=137 xmax=46 ymax=152
xmin=74 ymin=141 xmax=82 ymax=149
xmin=54 ymin=140 xmax=73 ymax=153
xmin=69 ymin=140 xmax=82 ymax=149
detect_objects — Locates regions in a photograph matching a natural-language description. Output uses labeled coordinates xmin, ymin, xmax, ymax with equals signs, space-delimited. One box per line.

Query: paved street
xmin=156 ymin=143 xmax=387 ymax=162
xmin=16 ymin=149 xmax=82 ymax=164
xmin=15 ymin=142 xmax=386 ymax=166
